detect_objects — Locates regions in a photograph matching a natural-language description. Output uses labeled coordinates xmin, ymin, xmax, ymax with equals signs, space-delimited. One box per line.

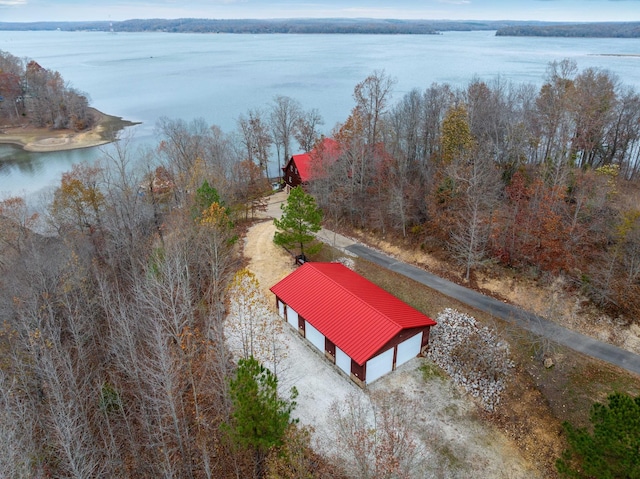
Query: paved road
xmin=265 ymin=192 xmax=640 ymax=376
xmin=345 ymin=243 xmax=640 ymax=376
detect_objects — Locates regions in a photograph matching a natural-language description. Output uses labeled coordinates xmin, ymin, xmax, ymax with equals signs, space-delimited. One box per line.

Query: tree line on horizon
xmin=2 ymin=19 xmax=637 ymax=37
xmin=0 ymin=18 xmax=607 ymax=35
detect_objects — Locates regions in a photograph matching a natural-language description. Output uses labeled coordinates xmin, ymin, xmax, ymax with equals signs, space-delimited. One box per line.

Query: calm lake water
xmin=1 ymin=30 xmax=639 ymax=197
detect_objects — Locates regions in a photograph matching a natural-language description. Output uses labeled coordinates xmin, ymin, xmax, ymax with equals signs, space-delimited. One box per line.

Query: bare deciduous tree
xmin=328 ymin=391 xmax=426 ymax=479
xmin=448 ymin=147 xmax=501 ymax=282
xmin=226 ymin=269 xmax=288 ymax=375
xmin=270 ymin=95 xmax=302 ymax=171
xmin=237 ymin=108 xmax=273 ymax=178
xmin=353 ymin=70 xmax=396 ymax=147
xmin=294 ymin=107 xmax=325 ymax=152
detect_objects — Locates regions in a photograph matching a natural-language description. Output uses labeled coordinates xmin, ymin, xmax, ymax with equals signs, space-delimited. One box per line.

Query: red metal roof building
xmin=282 ymin=137 xmax=341 ymax=191
xmin=270 ymin=262 xmax=436 ymax=385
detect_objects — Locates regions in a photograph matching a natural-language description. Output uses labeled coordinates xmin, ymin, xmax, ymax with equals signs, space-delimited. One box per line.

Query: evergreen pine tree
xmin=273 ymin=186 xmax=323 ymax=258
xmin=226 ymin=357 xmax=298 ymax=478
xmin=556 ymin=392 xmax=640 ymax=478
xmin=193 ymin=179 xmax=222 ymax=218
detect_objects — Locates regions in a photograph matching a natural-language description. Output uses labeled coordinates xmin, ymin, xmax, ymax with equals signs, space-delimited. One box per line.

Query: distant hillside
xmin=0 ymin=18 xmax=552 ymax=34
xmin=496 ymin=22 xmax=640 ymax=38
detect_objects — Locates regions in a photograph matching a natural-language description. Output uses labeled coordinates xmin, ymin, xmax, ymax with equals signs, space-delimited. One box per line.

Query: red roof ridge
xmin=285 ymin=138 xmax=342 ymax=182
xmin=307 ymin=263 xmax=402 ymax=332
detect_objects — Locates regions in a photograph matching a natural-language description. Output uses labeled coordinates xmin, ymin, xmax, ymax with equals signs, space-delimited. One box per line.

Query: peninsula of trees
xmin=496 ymin=22 xmax=640 ymax=38
xmin=0 ymin=50 xmax=134 ymax=151
xmin=0 ymin=50 xmax=93 ymax=130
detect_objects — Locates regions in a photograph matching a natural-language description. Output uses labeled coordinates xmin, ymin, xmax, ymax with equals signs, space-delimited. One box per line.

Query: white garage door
xmin=395 ymin=332 xmax=423 ymax=368
xmin=305 ymin=321 xmax=325 ymax=353
xmin=287 ymin=307 xmax=299 ymax=329
xmin=366 ymin=348 xmax=394 ymax=383
xmin=278 ymin=300 xmax=285 ymax=319
xmin=335 ymin=346 xmax=351 ymax=376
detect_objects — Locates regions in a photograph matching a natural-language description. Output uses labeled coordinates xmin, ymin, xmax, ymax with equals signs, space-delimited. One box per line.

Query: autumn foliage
xmin=0 ymin=120 xmax=334 ymax=477
xmin=312 ymin=65 xmax=640 ymax=320
xmin=1 ymin=52 xmax=94 ymax=130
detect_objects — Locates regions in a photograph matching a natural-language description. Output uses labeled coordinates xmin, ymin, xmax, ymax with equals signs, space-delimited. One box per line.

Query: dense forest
xmin=496 ymin=22 xmax=640 ymax=38
xmin=308 ymin=63 xmax=640 ymax=320
xmin=1 ymin=51 xmax=640 ymax=477
xmin=295 ymin=63 xmax=640 ymax=322
xmin=0 ymin=49 xmax=336 ymax=476
xmin=0 ymin=119 xmax=331 ymax=477
xmin=0 ymin=50 xmax=95 ymax=130
xmin=0 ymin=18 xmax=552 ymax=34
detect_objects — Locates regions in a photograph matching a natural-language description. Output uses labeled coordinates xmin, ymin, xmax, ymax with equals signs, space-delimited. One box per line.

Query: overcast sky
xmin=0 ymin=0 xmax=638 ymax=23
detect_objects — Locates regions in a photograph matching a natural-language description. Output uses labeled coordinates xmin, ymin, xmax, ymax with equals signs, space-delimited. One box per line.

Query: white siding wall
xmin=305 ymin=321 xmax=325 ymax=353
xmin=287 ymin=307 xmax=299 ymax=329
xmin=366 ymin=348 xmax=394 ymax=384
xmin=335 ymin=346 xmax=351 ymax=376
xmin=395 ymin=332 xmax=423 ymax=368
xmin=278 ymin=300 xmax=285 ymax=319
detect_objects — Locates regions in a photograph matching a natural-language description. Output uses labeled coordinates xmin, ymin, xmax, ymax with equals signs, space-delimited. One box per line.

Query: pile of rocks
xmin=336 ymin=256 xmax=355 ymax=270
xmin=428 ymin=308 xmax=514 ymax=411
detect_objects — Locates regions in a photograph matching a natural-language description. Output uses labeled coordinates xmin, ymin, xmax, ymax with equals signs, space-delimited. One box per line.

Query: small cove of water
xmin=1 ymin=30 xmax=639 ymax=197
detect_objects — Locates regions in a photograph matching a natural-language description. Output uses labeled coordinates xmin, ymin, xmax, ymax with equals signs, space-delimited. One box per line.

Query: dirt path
xmin=241 ymin=197 xmax=542 ymax=478
xmin=243 ymin=218 xmax=295 ymax=299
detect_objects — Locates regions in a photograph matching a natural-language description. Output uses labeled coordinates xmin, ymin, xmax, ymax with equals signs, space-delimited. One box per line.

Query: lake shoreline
xmin=0 ymin=108 xmax=139 ymax=153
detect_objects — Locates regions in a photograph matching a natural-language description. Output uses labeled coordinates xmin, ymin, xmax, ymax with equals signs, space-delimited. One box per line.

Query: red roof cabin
xmin=282 ymin=137 xmax=341 ymax=192
xmin=270 ymin=262 xmax=437 ymax=386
